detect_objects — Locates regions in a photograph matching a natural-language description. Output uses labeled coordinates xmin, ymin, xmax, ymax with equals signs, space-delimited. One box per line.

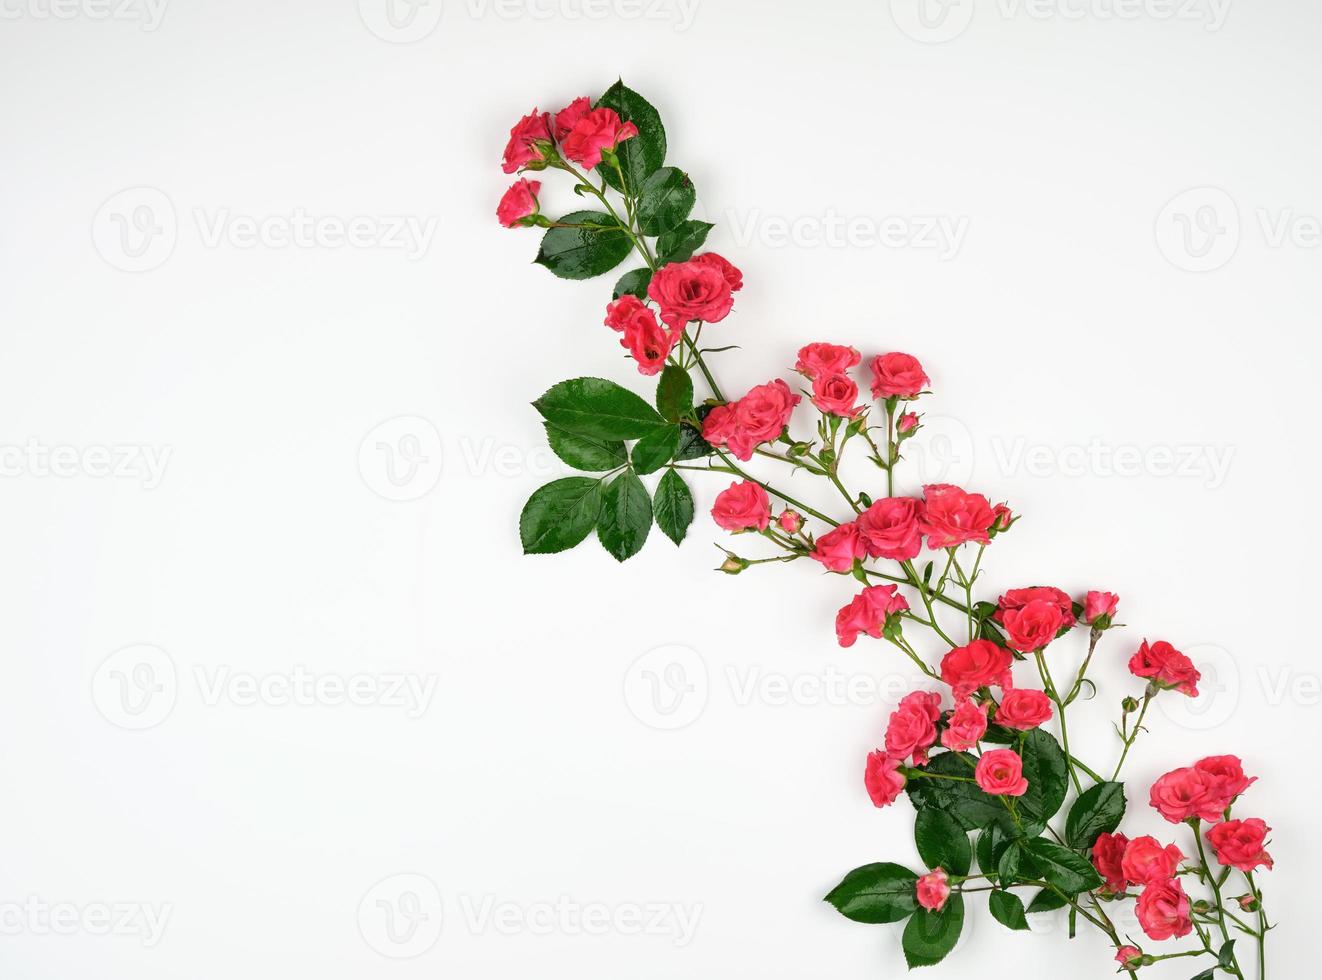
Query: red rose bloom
xmin=692 ymin=252 xmax=743 ymax=292
xmin=1136 ymin=878 xmax=1192 ymax=941
xmin=857 ymin=497 xmax=924 ymax=561
xmin=701 ymin=380 xmax=800 ymax=461
xmin=1129 ymin=640 xmax=1201 ymax=696
xmin=864 ymin=750 xmax=906 ymax=807
xmin=995 ymin=688 xmax=1053 ymax=730
xmin=940 ymin=639 xmax=1013 ymax=701
xmin=1000 ymin=598 xmax=1067 ymax=653
xmin=502 ymin=108 xmax=553 ymax=174
xmin=1122 ymin=836 xmax=1185 ymax=885
xmin=710 ymin=481 xmax=771 ymax=532
xmin=885 ymin=691 xmax=941 ymax=764
xmin=604 ymin=295 xmax=679 ymax=376
xmin=559 ymin=106 xmax=639 ymax=169
xmin=975 ymin=748 xmax=1028 ymax=796
xmin=811 ymin=521 xmax=867 ymax=573
xmin=919 ymin=484 xmax=996 ymax=549
xmin=1195 ymin=755 xmax=1257 ymax=809
xmin=1150 ymin=766 xmax=1225 ymax=823
xmin=995 ymin=586 xmax=1076 ymax=629
xmin=870 ymin=352 xmax=929 ymax=399
xmin=796 ymin=342 xmax=861 ymax=379
xmin=497 ymin=178 xmax=541 ymax=227
xmin=940 ymin=698 xmax=988 ymax=751
xmin=648 ymin=255 xmax=738 ymax=331
xmin=1084 ymin=590 xmax=1119 ymax=625
xmin=553 ymin=96 xmax=592 ymax=140
xmin=1092 ymin=832 xmax=1130 ymax=894
xmin=835 ymin=584 xmax=910 ymax=648
xmin=1206 ymin=818 xmax=1273 ymax=873
xmin=810 ymin=373 xmax=864 ymax=417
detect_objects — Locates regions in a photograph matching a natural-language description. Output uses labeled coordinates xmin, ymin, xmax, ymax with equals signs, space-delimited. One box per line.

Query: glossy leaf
xmin=902 ymin=894 xmax=964 ymax=969
xmin=597 ymin=471 xmax=651 ymax=561
xmin=534 ymin=377 xmax=665 ymax=440
xmin=519 ymin=478 xmax=603 ymax=555
xmin=636 ymin=167 xmax=695 ymax=236
xmin=656 ymin=364 xmax=694 ymax=421
xmin=544 ymin=423 xmax=626 ymax=472
xmin=595 ymin=81 xmax=665 ymax=193
xmin=824 ymin=863 xmax=918 ymax=924
xmin=1025 ymin=839 xmax=1104 ymax=896
xmin=534 ymin=210 xmax=632 ymax=280
xmin=988 ymin=890 xmax=1030 ymax=931
xmin=656 ymin=219 xmax=713 ymax=264
xmin=914 ymin=809 xmax=972 ymax=877
xmin=1066 ymin=781 xmax=1127 ymax=850
xmin=630 ymin=425 xmax=681 ymax=475
xmin=653 ymin=468 xmax=694 ymax=545
xmin=613 ymin=268 xmax=652 ymax=300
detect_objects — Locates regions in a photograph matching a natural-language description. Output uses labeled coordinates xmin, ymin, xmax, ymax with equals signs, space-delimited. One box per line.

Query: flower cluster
xmin=504 ymin=83 xmax=1271 ymax=976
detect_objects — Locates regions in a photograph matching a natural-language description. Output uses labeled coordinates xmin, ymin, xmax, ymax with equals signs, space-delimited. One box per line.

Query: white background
xmin=1 ymin=0 xmax=1318 ymax=977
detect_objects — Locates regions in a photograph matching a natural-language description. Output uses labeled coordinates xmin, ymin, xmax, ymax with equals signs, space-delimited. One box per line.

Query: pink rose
xmin=810 ymin=373 xmax=864 ymax=417
xmin=915 ymin=869 xmax=950 ymax=912
xmin=648 ymin=256 xmax=737 ymax=331
xmin=940 ymin=639 xmax=1013 ymax=701
xmin=502 ymin=108 xmax=553 ymax=174
xmin=559 ymin=106 xmax=638 ymax=169
xmin=497 ymin=178 xmax=542 ymax=228
xmin=1115 ymin=945 xmax=1143 ymax=970
xmin=919 ymin=484 xmax=996 ymax=549
xmin=1136 ymin=878 xmax=1192 ymax=941
xmin=1121 ymin=837 xmax=1185 ymax=885
xmin=857 ymin=497 xmax=923 ymax=561
xmin=552 ymin=96 xmax=592 ymax=140
xmin=1084 ymin=590 xmax=1119 ymax=626
xmin=1206 ymin=819 xmax=1273 ymax=872
xmin=795 ymin=342 xmax=861 ymax=379
xmin=975 ymin=748 xmax=1028 ymax=796
xmin=1195 ymin=755 xmax=1256 ymax=809
xmin=777 ymin=510 xmax=803 ymax=534
xmin=991 ymin=503 xmax=1014 ymax=532
xmin=836 ymin=584 xmax=910 ymax=648
xmin=897 ymin=411 xmax=919 ymax=435
xmin=1149 ymin=766 xmax=1225 ymax=823
xmin=869 ymin=352 xmax=929 ymax=399
xmin=700 ymin=380 xmax=800 ymax=461
xmin=1129 ymin=640 xmax=1201 ymax=697
xmin=711 ymin=481 xmax=771 ymax=532
xmin=999 ymin=599 xmax=1066 ymax=653
xmin=604 ymin=295 xmax=678 ymax=376
xmin=864 ymin=750 xmax=906 ymax=807
xmin=885 ymin=692 xmax=940 ymax=764
xmin=995 ymin=689 xmax=1053 ymax=730
xmin=1092 ymin=832 xmax=1130 ymax=894
xmin=692 ymin=252 xmax=743 ymax=292
xmin=940 ymin=698 xmax=988 ymax=751
xmin=995 ymin=587 xmax=1075 ymax=629
xmin=811 ymin=521 xmax=867 ymax=573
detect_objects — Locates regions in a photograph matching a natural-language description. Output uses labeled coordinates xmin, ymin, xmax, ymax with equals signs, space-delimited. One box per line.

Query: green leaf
xmin=976 ymin=827 xmax=1011 ymax=881
xmin=543 ymin=423 xmax=626 ymax=472
xmin=595 ymin=81 xmax=666 ymax=194
xmin=653 ymin=468 xmax=694 ymax=545
xmin=914 ymin=810 xmax=971 ymax=877
xmin=636 ymin=167 xmax=695 ymax=236
xmin=534 ymin=377 xmax=665 ymax=440
xmin=824 ymin=863 xmax=918 ymax=925
xmin=1066 ymin=781 xmax=1127 ymax=850
xmin=1025 ymin=839 xmax=1104 ymax=896
xmin=656 ymin=364 xmax=693 ymax=422
xmin=519 ymin=478 xmax=603 ymax=555
xmin=656 ymin=219 xmax=713 ymax=264
xmin=1026 ymin=888 xmax=1068 ymax=913
xmin=1018 ymin=728 xmax=1069 ymax=836
xmin=534 ymin=210 xmax=632 ymax=280
xmin=902 ymin=894 xmax=964 ymax=969
xmin=988 ymin=890 xmax=1030 ymax=931
xmin=906 ymin=752 xmax=1016 ymax=835
xmin=674 ymin=421 xmax=714 ymax=461
xmin=597 ymin=471 xmax=651 ymax=561
xmin=1217 ymin=940 xmax=1237 ymax=969
xmin=630 ymin=425 xmax=680 ymax=475
xmin=613 ymin=268 xmax=652 ymax=300
xmin=1190 ymin=971 xmax=1216 ymax=980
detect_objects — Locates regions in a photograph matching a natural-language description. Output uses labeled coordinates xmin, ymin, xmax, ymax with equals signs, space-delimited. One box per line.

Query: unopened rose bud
xmin=1192 ymin=899 xmax=1212 ymax=915
xmin=718 ymin=556 xmax=749 ymax=575
xmin=778 ymin=510 xmax=803 ymax=534
xmin=1236 ymin=894 xmax=1260 ymax=912
xmin=990 ymin=503 xmax=1014 ymax=534
xmin=896 ymin=411 xmax=919 ymax=438
xmin=788 ymin=441 xmax=812 ymax=457
xmin=1084 ymin=590 xmax=1119 ymax=628
xmin=1122 ymin=696 xmax=1140 ymax=713
xmin=1114 ymin=945 xmax=1142 ymax=970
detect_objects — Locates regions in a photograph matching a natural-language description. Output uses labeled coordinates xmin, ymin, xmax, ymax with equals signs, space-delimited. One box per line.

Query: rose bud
xmin=1115 ymin=945 xmax=1143 ymax=971
xmin=915 ymin=868 xmax=950 ymax=912
xmin=778 ymin=509 xmax=804 ymax=534
xmin=718 ymin=555 xmax=749 ymax=575
xmin=496 ymin=178 xmax=542 ymax=228
xmin=896 ymin=411 xmax=920 ymax=438
xmin=1084 ymin=590 xmax=1119 ymax=629
xmin=1236 ymin=894 xmax=1260 ymax=913
xmin=990 ymin=503 xmax=1014 ymax=535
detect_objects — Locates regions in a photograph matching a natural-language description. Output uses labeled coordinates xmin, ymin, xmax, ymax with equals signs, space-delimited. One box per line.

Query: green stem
xmin=1112 ymin=692 xmax=1152 ymax=781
